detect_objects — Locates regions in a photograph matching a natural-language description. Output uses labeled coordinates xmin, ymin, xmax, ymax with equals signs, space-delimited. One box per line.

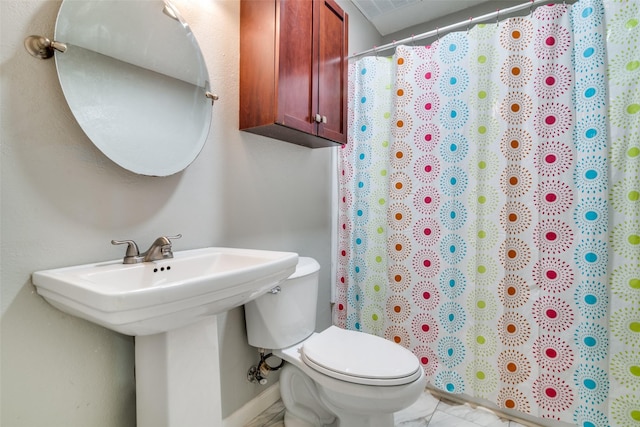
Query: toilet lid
xmin=301 ymin=326 xmax=422 ymax=386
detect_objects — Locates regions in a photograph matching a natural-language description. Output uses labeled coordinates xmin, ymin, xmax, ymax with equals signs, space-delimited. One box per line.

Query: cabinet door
xmin=315 ymin=0 xmax=348 ymax=144
xmin=276 ymin=0 xmax=316 ymax=135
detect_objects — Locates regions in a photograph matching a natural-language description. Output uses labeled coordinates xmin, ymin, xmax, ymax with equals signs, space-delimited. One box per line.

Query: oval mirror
xmin=54 ymin=0 xmax=212 ymax=176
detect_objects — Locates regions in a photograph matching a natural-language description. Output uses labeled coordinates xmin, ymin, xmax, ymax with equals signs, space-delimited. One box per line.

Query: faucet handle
xmin=165 ymin=234 xmax=182 ymax=242
xmin=111 ymin=239 xmax=142 ymax=264
xmin=111 ymin=239 xmax=140 ymax=255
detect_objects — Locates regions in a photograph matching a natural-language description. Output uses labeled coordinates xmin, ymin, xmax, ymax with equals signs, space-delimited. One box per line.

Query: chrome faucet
xmin=112 ymin=234 xmax=182 ymax=264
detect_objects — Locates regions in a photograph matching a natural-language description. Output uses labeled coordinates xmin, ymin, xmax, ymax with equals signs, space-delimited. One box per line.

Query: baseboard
xmin=222 ymin=382 xmax=281 ymax=427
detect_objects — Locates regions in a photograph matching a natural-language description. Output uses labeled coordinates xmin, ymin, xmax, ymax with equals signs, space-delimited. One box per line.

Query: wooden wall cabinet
xmin=240 ymin=0 xmax=348 ymax=148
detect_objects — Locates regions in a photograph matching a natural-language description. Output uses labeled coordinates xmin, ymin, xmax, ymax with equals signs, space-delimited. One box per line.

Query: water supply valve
xmin=247 ymin=365 xmax=269 ymax=385
xmin=247 ymin=348 xmax=284 ymax=385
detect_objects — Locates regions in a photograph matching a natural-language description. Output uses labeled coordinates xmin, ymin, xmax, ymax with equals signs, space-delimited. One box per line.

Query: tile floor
xmin=244 ymin=391 xmax=536 ymax=427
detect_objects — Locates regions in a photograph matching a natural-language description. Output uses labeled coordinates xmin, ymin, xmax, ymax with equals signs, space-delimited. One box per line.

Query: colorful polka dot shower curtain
xmin=335 ymin=0 xmax=640 ymax=425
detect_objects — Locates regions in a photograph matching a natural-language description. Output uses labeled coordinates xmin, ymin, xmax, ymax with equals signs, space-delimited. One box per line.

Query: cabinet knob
xmin=314 ymin=114 xmax=328 ymax=124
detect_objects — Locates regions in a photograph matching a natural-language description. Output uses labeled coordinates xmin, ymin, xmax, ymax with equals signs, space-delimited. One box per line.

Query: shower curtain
xmin=335 ymin=0 xmax=640 ymax=425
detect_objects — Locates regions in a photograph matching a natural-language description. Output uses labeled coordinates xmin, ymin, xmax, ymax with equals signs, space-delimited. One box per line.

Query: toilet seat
xmin=301 ymin=326 xmax=422 ymax=386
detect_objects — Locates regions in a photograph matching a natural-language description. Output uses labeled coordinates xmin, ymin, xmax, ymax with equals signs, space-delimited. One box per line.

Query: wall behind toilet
xmin=0 ymin=1 xmax=380 ymax=425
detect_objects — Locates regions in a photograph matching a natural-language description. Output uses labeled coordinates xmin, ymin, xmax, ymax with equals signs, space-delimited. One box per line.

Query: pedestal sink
xmin=32 ymin=247 xmax=298 ymax=427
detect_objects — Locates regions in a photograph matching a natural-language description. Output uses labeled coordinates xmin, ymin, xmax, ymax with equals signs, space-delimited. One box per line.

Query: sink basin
xmin=32 ymin=247 xmax=298 ymax=335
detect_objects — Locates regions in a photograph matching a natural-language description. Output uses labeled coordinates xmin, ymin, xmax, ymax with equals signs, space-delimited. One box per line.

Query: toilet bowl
xmin=244 ymin=257 xmax=427 ymax=427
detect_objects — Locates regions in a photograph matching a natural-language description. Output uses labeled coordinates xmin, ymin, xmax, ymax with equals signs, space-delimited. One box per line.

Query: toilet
xmin=244 ymin=257 xmax=427 ymax=427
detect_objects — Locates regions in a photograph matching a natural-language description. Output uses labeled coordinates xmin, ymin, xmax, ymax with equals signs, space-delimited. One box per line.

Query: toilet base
xmin=279 ymin=363 xmax=407 ymax=427
xmin=317 ymin=386 xmax=395 ymax=427
xmin=280 ymin=364 xmax=336 ymax=426
xmin=284 ymin=411 xmax=336 ymax=427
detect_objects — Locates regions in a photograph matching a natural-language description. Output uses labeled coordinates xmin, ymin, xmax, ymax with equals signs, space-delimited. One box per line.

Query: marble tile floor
xmin=244 ymin=391 xmax=534 ymax=427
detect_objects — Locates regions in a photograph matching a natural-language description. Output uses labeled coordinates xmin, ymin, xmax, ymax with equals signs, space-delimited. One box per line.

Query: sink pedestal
xmin=135 ymin=316 xmax=222 ymax=427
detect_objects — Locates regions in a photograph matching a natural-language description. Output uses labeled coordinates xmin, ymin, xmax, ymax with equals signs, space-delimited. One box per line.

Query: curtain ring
xmin=496 ymin=9 xmax=500 ymax=27
xmin=373 ymin=46 xmax=378 ymax=58
xmin=436 ymin=27 xmax=440 ymax=40
xmin=530 ymin=0 xmax=535 ymax=17
xmin=467 ymin=16 xmax=473 ymax=34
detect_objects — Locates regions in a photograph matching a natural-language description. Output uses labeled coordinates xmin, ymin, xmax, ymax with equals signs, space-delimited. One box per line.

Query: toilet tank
xmin=244 ymin=257 xmax=320 ymax=350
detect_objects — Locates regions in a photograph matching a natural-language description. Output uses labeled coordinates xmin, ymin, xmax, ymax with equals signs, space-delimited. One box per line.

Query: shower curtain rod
xmin=348 ymin=0 xmax=566 ymax=60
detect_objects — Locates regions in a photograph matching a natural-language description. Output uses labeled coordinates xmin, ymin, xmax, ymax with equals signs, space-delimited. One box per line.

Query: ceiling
xmin=351 ymin=0 xmax=502 ymax=35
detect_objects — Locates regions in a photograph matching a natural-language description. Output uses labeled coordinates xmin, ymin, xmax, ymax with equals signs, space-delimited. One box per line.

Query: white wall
xmin=0 ymin=0 xmax=379 ymax=425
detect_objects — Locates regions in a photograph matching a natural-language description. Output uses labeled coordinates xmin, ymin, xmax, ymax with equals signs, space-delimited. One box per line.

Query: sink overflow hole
xmin=153 ymin=266 xmax=172 ymax=273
